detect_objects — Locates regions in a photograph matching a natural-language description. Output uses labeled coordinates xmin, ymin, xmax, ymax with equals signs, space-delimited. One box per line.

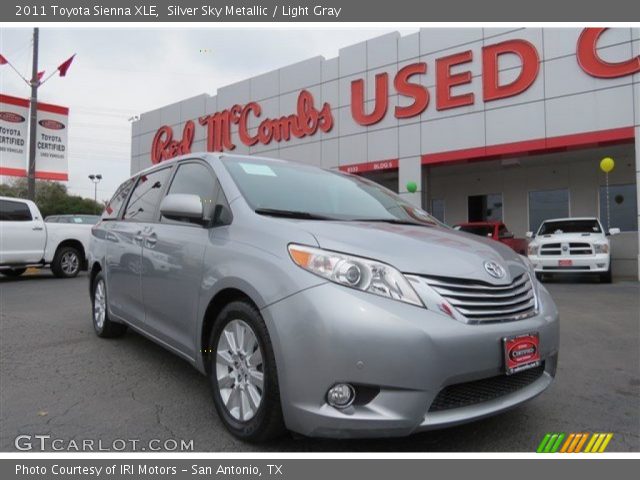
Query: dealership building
xmin=131 ymin=27 xmax=640 ymax=278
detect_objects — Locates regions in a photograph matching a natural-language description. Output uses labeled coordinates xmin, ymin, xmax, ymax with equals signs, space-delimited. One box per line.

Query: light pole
xmin=88 ymin=174 xmax=102 ymax=213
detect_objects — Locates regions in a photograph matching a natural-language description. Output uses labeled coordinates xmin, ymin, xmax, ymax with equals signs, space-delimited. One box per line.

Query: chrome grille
xmin=422 ymin=273 xmax=537 ymax=323
xmin=569 ymin=242 xmax=593 ymax=255
xmin=540 ymin=243 xmax=561 ymax=255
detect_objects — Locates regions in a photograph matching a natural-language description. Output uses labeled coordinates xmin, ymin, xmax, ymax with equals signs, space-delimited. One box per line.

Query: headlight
xmin=527 ymin=244 xmax=539 ymax=256
xmin=594 ymin=243 xmax=609 ymax=254
xmin=288 ymin=244 xmax=423 ymax=307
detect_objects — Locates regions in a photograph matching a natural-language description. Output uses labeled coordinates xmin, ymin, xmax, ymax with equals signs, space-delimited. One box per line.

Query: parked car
xmin=88 ymin=153 xmax=559 ymax=441
xmin=0 ymin=196 xmax=92 ymax=278
xmin=46 ymin=214 xmax=101 ymax=224
xmin=454 ymin=221 xmax=529 ymax=255
xmin=527 ymin=217 xmax=619 ymax=283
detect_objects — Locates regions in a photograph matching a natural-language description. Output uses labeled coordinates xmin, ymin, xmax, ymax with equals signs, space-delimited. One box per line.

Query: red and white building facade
xmin=132 ymin=27 xmax=640 ymax=278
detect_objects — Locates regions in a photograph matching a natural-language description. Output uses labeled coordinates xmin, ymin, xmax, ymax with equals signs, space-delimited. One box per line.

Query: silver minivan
xmin=88 ymin=153 xmax=559 ymax=441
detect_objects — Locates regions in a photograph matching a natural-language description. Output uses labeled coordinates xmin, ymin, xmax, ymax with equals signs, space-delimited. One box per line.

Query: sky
xmin=0 ymin=27 xmax=415 ymax=202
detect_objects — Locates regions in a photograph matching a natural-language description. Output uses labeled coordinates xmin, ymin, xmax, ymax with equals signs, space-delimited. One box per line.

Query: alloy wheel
xmin=61 ymin=251 xmax=79 ymax=275
xmin=94 ymin=279 xmax=106 ymax=329
xmin=215 ymin=319 xmax=264 ymax=422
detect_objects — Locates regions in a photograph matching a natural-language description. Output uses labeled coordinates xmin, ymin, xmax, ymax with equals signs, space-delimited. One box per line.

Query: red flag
xmin=0 ymin=54 xmax=8 ymax=65
xmin=37 ymin=70 xmax=45 ymax=81
xmin=57 ymin=54 xmax=75 ymax=76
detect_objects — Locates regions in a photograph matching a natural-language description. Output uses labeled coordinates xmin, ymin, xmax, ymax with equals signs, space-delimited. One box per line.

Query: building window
xmin=599 ymin=183 xmax=637 ymax=232
xmin=528 ymin=189 xmax=569 ymax=233
xmin=468 ymin=193 xmax=502 ymax=222
xmin=430 ymin=199 xmax=445 ymax=223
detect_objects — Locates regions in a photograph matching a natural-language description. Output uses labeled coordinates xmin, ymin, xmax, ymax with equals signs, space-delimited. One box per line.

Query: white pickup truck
xmin=526 ymin=217 xmax=619 ymax=283
xmin=0 ymin=196 xmax=92 ymax=278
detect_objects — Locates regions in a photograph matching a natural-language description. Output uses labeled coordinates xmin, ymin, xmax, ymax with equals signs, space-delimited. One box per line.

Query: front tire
xmin=0 ymin=268 xmax=27 ymax=277
xmin=208 ymin=301 xmax=285 ymax=442
xmin=92 ymin=272 xmax=127 ymax=338
xmin=52 ymin=246 xmax=81 ymax=278
xmin=600 ymin=266 xmax=612 ymax=283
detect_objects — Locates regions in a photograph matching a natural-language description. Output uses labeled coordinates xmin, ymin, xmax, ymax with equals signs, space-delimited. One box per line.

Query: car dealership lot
xmin=0 ymin=272 xmax=638 ymax=452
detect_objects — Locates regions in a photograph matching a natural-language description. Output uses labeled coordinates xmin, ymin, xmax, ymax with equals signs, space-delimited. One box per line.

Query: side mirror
xmin=160 ymin=194 xmax=204 ymax=224
xmin=608 ymin=227 xmax=620 ymax=236
xmin=525 ymin=231 xmax=534 ymax=238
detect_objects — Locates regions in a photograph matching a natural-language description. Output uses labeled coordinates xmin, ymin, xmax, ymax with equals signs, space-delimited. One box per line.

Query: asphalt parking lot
xmin=1 ymin=271 xmax=638 ymax=452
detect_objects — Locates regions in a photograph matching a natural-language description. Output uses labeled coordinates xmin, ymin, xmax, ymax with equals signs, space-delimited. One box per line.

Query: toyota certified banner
xmin=34 ymin=101 xmax=69 ymax=180
xmin=0 ymin=93 xmax=68 ymax=180
xmin=0 ymin=94 xmax=29 ymax=176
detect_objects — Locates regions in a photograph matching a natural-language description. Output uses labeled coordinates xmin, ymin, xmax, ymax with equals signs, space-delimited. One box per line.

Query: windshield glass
xmin=223 ymin=158 xmax=440 ymax=226
xmin=457 ymin=225 xmax=494 ymax=237
xmin=537 ymin=219 xmax=601 ymax=235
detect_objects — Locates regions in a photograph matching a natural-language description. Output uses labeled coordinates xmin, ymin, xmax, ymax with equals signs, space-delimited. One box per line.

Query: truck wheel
xmin=0 ymin=268 xmax=27 ymax=277
xmin=208 ymin=300 xmax=285 ymax=442
xmin=92 ymin=272 xmax=127 ymax=338
xmin=51 ymin=246 xmax=81 ymax=278
xmin=600 ymin=266 xmax=612 ymax=284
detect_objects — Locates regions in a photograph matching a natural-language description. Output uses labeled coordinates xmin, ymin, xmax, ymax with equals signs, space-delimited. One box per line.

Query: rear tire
xmin=91 ymin=272 xmax=127 ymax=338
xmin=0 ymin=268 xmax=27 ymax=277
xmin=208 ymin=300 xmax=285 ymax=442
xmin=51 ymin=246 xmax=81 ymax=278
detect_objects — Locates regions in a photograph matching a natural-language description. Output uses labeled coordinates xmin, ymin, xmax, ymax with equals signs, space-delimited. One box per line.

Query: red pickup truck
xmin=454 ymin=221 xmax=528 ymax=255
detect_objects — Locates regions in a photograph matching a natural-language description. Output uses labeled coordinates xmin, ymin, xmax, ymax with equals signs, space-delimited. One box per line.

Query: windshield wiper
xmin=348 ymin=218 xmax=433 ymax=226
xmin=254 ymin=208 xmax=337 ymax=220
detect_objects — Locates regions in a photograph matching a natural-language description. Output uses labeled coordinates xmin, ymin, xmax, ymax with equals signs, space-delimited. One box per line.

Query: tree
xmin=0 ymin=178 xmax=104 ymax=217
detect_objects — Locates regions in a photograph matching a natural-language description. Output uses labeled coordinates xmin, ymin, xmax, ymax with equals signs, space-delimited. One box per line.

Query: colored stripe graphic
xmin=537 ymin=433 xmax=565 ymax=453
xmin=585 ymin=433 xmax=614 ymax=453
xmin=538 ymin=433 xmax=613 ymax=453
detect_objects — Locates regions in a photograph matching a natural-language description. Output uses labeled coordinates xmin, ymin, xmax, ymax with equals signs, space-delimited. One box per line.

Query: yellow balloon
xmin=600 ymin=157 xmax=615 ymax=173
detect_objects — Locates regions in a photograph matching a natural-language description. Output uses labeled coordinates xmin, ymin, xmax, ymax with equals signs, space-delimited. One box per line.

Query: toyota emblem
xmin=484 ymin=261 xmax=506 ymax=279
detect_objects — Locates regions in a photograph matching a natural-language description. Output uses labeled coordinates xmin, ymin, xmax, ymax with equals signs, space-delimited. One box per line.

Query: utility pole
xmin=27 ymin=27 xmax=39 ymax=201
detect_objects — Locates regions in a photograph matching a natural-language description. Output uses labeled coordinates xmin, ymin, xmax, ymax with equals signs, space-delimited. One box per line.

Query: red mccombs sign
xmin=151 ymin=28 xmax=640 ymax=164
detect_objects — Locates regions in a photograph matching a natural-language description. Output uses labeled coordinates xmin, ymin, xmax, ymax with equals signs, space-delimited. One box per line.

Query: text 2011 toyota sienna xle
xmin=88 ymin=153 xmax=559 ymax=441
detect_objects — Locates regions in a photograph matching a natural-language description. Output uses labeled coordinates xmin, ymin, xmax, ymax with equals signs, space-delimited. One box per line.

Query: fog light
xmin=327 ymin=383 xmax=355 ymax=409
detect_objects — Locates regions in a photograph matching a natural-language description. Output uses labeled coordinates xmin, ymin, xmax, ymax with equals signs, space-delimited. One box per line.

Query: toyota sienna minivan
xmin=88 ymin=153 xmax=559 ymax=441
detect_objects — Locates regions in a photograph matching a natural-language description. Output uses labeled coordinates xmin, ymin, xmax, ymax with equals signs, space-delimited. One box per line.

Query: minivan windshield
xmin=537 ymin=219 xmax=602 ymax=235
xmin=223 ymin=158 xmax=440 ymax=226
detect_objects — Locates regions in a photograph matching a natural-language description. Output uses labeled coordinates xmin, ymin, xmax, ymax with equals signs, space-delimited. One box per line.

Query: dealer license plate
xmin=503 ymin=333 xmax=541 ymax=375
xmin=558 ymin=259 xmax=573 ymax=267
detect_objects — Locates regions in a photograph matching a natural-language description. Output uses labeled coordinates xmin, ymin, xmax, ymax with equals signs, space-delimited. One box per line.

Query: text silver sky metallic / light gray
xmin=88 ymin=153 xmax=559 ymax=441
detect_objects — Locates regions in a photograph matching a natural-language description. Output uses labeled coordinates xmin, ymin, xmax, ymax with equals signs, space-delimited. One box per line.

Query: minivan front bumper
xmin=261 ymin=281 xmax=559 ymax=438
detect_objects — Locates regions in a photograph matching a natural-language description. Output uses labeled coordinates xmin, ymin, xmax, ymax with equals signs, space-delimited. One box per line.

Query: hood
xmin=533 ymin=232 xmax=607 ymax=244
xmin=299 ymin=220 xmax=526 ymax=283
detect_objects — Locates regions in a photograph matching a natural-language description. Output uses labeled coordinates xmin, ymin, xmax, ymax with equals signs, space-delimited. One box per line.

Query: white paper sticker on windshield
xmin=240 ymin=163 xmax=277 ymax=176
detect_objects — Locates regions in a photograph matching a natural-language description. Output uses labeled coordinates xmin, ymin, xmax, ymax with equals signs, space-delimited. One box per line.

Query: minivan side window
xmin=103 ymin=177 xmax=136 ymax=220
xmin=0 ymin=200 xmax=32 ymax=221
xmin=124 ymin=168 xmax=172 ymax=223
xmin=165 ymin=162 xmax=219 ymax=223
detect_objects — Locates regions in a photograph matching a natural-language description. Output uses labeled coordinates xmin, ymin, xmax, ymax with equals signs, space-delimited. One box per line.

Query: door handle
xmin=145 ymin=232 xmax=158 ymax=248
xmin=134 ymin=231 xmax=144 ymax=245
xmin=32 ymin=225 xmax=44 ymax=231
